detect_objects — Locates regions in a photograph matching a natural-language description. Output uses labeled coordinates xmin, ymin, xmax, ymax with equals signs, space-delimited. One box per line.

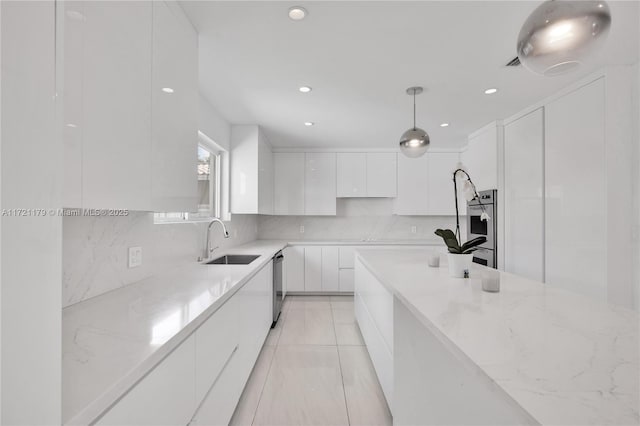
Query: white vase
xmin=447 ymin=253 xmax=473 ymax=278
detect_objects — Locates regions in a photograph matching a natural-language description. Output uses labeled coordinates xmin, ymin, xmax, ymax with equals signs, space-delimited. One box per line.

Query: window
xmin=154 ymin=134 xmax=222 ymax=223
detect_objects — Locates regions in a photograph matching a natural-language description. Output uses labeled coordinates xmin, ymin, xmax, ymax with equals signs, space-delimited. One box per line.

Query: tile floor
xmin=230 ymin=295 xmax=392 ymax=426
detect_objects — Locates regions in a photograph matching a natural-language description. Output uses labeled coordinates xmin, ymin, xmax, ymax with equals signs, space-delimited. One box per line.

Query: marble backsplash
xmin=257 ymin=199 xmax=465 ymax=242
xmin=62 ymin=212 xmax=258 ymax=307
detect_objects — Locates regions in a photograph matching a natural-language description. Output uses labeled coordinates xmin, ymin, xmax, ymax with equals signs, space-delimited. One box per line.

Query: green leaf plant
xmin=434 ymin=229 xmax=487 ymax=254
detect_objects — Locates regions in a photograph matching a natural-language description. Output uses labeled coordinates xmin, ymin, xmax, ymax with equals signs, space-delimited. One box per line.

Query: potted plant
xmin=435 ymin=229 xmax=487 ymax=277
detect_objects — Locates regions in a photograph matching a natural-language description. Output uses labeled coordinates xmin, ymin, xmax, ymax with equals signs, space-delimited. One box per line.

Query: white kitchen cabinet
xmin=230 ymin=125 xmax=274 ymax=215
xmin=284 ymin=246 xmax=305 ymax=292
xmin=79 ymin=1 xmax=153 ymax=210
xmin=339 ymin=269 xmax=355 ymax=292
xmin=150 ymin=1 xmax=198 ymax=212
xmin=395 ymin=153 xmax=461 ymax=215
xmin=194 ymin=294 xmax=239 ymax=403
xmin=274 ymin=153 xmax=305 ymax=215
xmin=354 ymin=257 xmax=394 ymax=410
xmin=305 ymin=153 xmax=337 ymax=215
xmin=61 ymin=1 xmax=198 ymax=211
xmin=545 ymin=78 xmax=606 ymax=299
xmin=394 ymin=154 xmax=429 ymax=215
xmin=304 ymin=246 xmax=323 ymax=292
xmin=336 ymin=153 xmax=397 ymax=198
xmin=339 ymin=246 xmax=357 ymax=268
xmin=427 ymin=152 xmax=463 ymax=216
xmin=337 ymin=153 xmax=367 ymax=197
xmin=504 ymin=108 xmax=544 ymax=282
xmin=366 ymin=153 xmax=397 ymax=197
xmin=321 ymin=246 xmax=340 ymax=291
xmin=461 ymin=122 xmax=501 ymax=192
xmin=96 ymin=335 xmax=196 ymax=426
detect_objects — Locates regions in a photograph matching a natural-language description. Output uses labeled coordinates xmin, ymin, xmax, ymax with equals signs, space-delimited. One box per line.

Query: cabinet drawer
xmin=195 ymin=295 xmax=239 ymax=403
xmin=339 ymin=269 xmax=355 ymax=292
xmin=96 ymin=335 xmax=196 ymax=426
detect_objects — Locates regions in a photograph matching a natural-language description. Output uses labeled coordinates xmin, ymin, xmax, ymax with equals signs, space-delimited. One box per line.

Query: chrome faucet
xmin=203 ymin=218 xmax=230 ymax=260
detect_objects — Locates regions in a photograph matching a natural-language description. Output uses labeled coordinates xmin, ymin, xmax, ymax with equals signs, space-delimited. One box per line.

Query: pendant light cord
xmin=413 ymin=91 xmax=416 ymax=130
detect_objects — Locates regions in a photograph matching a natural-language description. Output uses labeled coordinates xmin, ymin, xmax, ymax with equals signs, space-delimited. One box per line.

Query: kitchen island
xmin=354 ymin=248 xmax=639 ymax=426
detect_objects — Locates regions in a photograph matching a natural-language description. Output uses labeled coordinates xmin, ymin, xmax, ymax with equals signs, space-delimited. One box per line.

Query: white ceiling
xmin=181 ymin=1 xmax=639 ymax=149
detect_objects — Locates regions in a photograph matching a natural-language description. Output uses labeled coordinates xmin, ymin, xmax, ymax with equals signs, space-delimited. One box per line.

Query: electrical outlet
xmin=299 ymin=225 xmax=305 ymax=234
xmin=128 ymin=246 xmax=142 ymax=268
xmin=411 ymin=226 xmax=417 ymax=234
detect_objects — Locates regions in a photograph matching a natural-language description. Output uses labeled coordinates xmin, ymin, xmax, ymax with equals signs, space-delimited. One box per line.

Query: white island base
xmin=354 ymin=248 xmax=639 ymax=426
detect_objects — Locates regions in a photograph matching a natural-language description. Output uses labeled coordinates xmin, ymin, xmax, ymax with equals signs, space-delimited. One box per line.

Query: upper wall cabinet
xmin=61 ymin=1 xmax=198 ymax=211
xmin=230 ymin=125 xmax=274 ymax=215
xmin=461 ymin=122 xmax=501 ymax=192
xmin=305 ymin=153 xmax=336 ymax=215
xmin=151 ymin=1 xmax=199 ymax=212
xmin=336 ymin=153 xmax=397 ymax=198
xmin=274 ymin=153 xmax=305 ymax=215
xmin=394 ymin=152 xmax=462 ymax=215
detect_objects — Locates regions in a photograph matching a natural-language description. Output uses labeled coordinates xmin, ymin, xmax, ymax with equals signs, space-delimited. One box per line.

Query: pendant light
xmin=399 ymin=87 xmax=430 ymax=158
xmin=517 ymin=0 xmax=611 ymax=76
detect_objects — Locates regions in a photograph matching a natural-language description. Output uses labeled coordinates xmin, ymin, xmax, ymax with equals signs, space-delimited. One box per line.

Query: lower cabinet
xmin=354 ymin=256 xmax=394 ymax=412
xmin=284 ymin=245 xmax=354 ymax=293
xmin=96 ymin=262 xmax=273 ymax=426
xmin=95 ymin=335 xmax=197 ymax=426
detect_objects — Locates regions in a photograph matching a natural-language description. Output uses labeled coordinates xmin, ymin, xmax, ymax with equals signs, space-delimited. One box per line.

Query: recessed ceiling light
xmin=484 ymin=88 xmax=498 ymax=95
xmin=288 ymin=6 xmax=307 ymax=21
xmin=304 ymin=122 xmax=314 ymax=126
xmin=299 ymin=86 xmax=312 ymax=93
xmin=66 ymin=123 xmax=78 ymax=128
xmin=440 ymin=123 xmax=449 ymax=127
xmin=162 ymin=87 xmax=174 ymax=93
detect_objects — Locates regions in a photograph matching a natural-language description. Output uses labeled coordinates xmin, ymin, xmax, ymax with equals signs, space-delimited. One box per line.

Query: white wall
xmin=63 ymin=212 xmax=257 ymax=307
xmin=1 ymin=2 xmax=61 ymax=423
xmin=258 ymin=198 xmax=464 ymax=244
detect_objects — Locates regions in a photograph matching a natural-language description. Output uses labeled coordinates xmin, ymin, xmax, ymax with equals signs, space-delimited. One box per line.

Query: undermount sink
xmin=205 ymin=254 xmax=260 ymax=265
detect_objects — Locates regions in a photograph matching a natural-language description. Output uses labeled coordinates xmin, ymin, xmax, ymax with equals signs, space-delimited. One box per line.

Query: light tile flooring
xmin=230 ymin=295 xmax=392 ymax=426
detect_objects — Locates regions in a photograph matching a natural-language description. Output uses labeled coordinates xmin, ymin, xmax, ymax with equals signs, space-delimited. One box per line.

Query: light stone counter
xmin=356 ymin=248 xmax=639 ymax=426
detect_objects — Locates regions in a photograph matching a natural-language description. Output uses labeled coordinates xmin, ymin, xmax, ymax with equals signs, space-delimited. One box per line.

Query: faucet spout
xmin=204 ymin=218 xmax=230 ymax=260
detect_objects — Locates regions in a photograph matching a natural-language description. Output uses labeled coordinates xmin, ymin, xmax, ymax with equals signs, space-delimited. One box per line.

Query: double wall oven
xmin=467 ymin=189 xmax=497 ymax=268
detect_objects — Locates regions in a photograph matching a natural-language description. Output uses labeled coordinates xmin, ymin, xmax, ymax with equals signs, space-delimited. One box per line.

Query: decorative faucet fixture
xmin=202 ymin=218 xmax=230 ymax=261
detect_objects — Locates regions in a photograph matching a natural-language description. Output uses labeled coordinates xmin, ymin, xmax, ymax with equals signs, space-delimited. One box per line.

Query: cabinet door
xmin=96 ymin=335 xmax=196 ymax=426
xmin=274 ymin=153 xmax=305 ymax=215
xmin=258 ymin=133 xmax=274 ymax=215
xmin=504 ymin=108 xmax=544 ymax=282
xmin=151 ymin=1 xmax=198 ymax=212
xmin=81 ymin=1 xmax=153 ymax=210
xmin=427 ymin=153 xmax=460 ymax=215
xmin=337 ymin=153 xmax=367 ymax=197
xmin=284 ymin=246 xmax=305 ymax=292
xmin=321 ymin=246 xmax=339 ymax=291
xmin=338 ymin=246 xmax=356 ymax=268
xmin=394 ymin=154 xmax=428 ymax=215
xmin=339 ymin=269 xmax=355 ymax=292
xmin=305 ymin=153 xmax=336 ymax=215
xmin=62 ymin=1 xmax=84 ymax=207
xmin=462 ymin=124 xmax=499 ymax=192
xmin=545 ymin=79 xmax=606 ymax=299
xmin=366 ymin=153 xmax=397 ymax=197
xmin=304 ymin=246 xmax=322 ymax=291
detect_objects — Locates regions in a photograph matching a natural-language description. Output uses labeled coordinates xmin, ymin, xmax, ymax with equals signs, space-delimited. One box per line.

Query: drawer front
xmin=355 ymin=293 xmax=393 ymax=412
xmin=339 ymin=269 xmax=355 ymax=292
xmin=96 ymin=335 xmax=196 ymax=426
xmin=195 ymin=295 xmax=239 ymax=403
xmin=354 ymin=258 xmax=394 ymax=354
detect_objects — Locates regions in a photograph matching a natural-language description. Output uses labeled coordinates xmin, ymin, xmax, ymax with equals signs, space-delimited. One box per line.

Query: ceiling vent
xmin=505 ymin=56 xmax=521 ymax=67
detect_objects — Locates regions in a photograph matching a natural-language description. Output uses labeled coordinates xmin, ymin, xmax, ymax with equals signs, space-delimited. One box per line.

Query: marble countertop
xmin=355 ymin=248 xmax=639 ymax=426
xmin=285 ymin=239 xmax=442 ymax=246
xmin=62 ymin=240 xmax=287 ymax=425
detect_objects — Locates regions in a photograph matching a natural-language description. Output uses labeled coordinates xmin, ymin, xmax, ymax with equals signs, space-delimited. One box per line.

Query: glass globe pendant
xmin=399 ymin=87 xmax=430 ymax=158
xmin=517 ymin=0 xmax=612 ymax=76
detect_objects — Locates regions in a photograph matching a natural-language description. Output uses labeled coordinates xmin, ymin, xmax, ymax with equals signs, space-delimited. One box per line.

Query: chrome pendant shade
xmin=517 ymin=0 xmax=611 ymax=76
xmin=399 ymin=86 xmax=430 ymax=158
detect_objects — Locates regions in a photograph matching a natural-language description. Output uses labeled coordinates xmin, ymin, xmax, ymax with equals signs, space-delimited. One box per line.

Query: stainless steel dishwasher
xmin=272 ymin=250 xmax=284 ymax=327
